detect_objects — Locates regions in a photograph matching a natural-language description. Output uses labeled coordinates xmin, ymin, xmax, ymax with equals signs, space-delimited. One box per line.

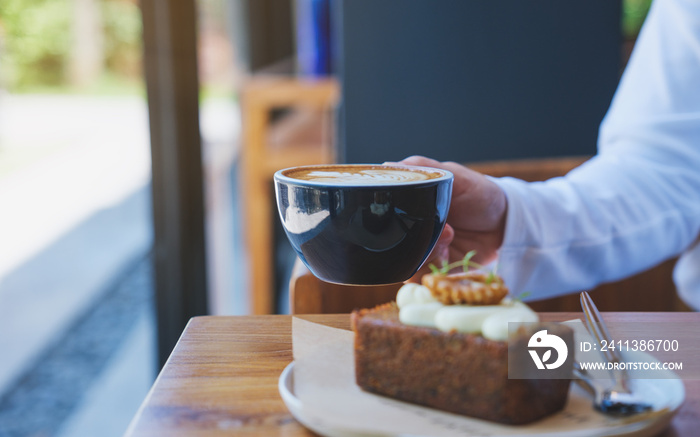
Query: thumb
xmin=434 ymin=223 xmax=454 ymax=260
xmin=406 ymin=224 xmax=454 ymax=283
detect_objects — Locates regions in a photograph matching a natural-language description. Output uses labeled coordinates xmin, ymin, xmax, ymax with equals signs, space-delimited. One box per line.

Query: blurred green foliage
xmin=0 ymin=0 xmax=142 ymax=92
xmin=0 ymin=0 xmax=73 ymax=88
xmin=102 ymin=0 xmax=142 ymax=78
xmin=623 ymin=0 xmax=652 ymax=39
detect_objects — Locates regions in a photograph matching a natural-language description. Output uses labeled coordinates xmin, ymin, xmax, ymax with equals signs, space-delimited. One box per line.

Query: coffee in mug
xmin=284 ymin=165 xmax=444 ymax=184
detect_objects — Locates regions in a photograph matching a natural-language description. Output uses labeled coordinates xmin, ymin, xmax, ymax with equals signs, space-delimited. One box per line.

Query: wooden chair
xmin=289 ymin=156 xmax=688 ymax=314
xmin=240 ymin=77 xmax=340 ymax=314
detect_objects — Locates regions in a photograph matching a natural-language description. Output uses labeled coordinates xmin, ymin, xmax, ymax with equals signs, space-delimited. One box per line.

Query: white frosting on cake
xmin=398 ymin=302 xmax=445 ymax=328
xmin=396 ymin=283 xmax=538 ymax=341
xmin=396 ymin=283 xmax=439 ymax=307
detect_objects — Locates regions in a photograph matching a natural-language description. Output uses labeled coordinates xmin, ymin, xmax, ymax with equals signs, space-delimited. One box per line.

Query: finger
xmin=447 ymin=231 xmax=500 ymax=265
xmin=395 ymin=155 xmax=443 ymax=168
xmin=434 ymin=223 xmax=454 ymax=256
xmin=405 ymin=224 xmax=454 ymax=283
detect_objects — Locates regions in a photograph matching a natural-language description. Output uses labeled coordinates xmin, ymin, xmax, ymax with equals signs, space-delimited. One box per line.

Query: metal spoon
xmin=573 ymin=361 xmax=653 ymax=416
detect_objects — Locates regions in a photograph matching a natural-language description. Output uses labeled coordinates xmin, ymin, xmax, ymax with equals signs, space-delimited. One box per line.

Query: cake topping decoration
xmin=424 ymin=250 xmax=508 ymax=305
xmin=422 ymin=271 xmax=509 ymax=305
xmin=396 ymin=251 xmax=538 ymax=340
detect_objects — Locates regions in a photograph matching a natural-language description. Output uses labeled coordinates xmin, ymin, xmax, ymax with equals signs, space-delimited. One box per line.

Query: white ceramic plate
xmin=279 ymin=360 xmax=685 ymax=437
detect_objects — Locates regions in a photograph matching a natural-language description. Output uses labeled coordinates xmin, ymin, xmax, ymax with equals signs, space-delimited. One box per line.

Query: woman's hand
xmin=390 ymin=156 xmax=508 ymax=279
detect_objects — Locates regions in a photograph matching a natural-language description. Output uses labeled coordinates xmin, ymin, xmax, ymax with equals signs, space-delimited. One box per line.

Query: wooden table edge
xmin=125 ymin=312 xmax=699 ymax=436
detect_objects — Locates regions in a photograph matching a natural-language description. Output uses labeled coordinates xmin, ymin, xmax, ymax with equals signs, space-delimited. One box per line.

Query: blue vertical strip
xmin=297 ymin=0 xmax=333 ymax=76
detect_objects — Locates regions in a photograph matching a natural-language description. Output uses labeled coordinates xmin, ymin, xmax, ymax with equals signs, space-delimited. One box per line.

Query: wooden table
xmin=125 ymin=313 xmax=700 ymax=436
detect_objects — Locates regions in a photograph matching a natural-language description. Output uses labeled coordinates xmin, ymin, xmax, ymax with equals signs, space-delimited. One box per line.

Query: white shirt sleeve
xmin=493 ymin=0 xmax=700 ymax=304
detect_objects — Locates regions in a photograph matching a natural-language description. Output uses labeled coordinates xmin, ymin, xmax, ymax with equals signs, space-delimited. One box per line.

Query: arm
xmin=494 ymin=0 xmax=700 ymax=298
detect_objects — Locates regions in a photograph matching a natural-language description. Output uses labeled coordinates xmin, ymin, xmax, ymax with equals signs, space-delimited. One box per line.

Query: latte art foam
xmin=304 ymin=169 xmax=429 ymax=184
xmin=285 ymin=166 xmax=443 ymax=185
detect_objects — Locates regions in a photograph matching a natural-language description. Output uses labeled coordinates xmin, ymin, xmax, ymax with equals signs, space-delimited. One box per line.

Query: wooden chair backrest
xmin=288 ymin=156 xmax=687 ymax=314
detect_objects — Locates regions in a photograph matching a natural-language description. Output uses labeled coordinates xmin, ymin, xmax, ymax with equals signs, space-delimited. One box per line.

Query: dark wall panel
xmin=335 ymin=0 xmax=621 ymax=163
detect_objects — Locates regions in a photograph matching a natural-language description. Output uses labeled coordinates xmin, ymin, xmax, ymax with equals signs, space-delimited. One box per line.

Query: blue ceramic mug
xmin=274 ymin=164 xmax=453 ymax=285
